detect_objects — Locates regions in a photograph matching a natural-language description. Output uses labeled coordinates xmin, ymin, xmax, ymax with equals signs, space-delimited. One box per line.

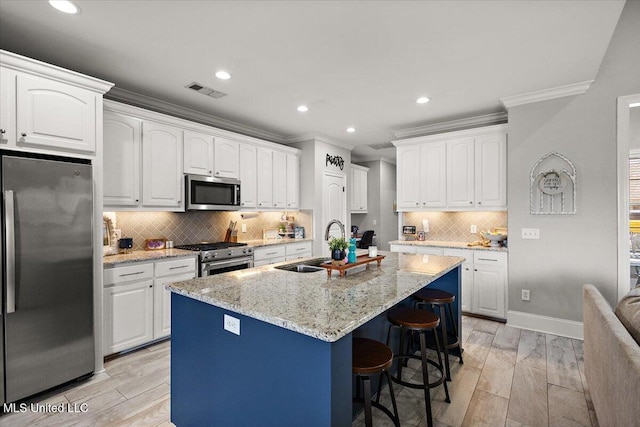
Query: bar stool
xmin=414 ymin=289 xmax=463 ymax=381
xmin=352 ymin=337 xmax=400 ymax=427
xmin=383 ymin=307 xmax=450 ymax=427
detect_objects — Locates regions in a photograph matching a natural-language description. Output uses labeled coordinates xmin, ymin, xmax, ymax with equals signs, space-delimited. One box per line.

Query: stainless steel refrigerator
xmin=1 ymin=152 xmax=94 ymax=404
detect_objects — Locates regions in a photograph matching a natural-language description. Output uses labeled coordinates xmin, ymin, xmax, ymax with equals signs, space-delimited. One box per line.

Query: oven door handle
xmin=201 ymin=257 xmax=253 ymax=275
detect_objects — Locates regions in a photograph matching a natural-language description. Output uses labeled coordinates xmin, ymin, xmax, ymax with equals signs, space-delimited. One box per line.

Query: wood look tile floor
xmin=0 ymin=316 xmax=597 ymax=427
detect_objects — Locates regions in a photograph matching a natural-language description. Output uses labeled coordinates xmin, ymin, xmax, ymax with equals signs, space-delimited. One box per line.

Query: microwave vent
xmin=186 ymin=82 xmax=227 ymax=99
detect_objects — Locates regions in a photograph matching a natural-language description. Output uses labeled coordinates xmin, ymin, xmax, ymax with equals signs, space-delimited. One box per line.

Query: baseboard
xmin=507 ymin=310 xmax=583 ymax=340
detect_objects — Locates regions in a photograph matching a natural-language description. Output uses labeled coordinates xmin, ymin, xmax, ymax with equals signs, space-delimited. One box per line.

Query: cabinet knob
xmin=136 ymin=199 xmax=139 ymax=202
xmin=415 ymin=202 xmax=419 ymax=206
xmin=0 ymin=129 xmax=5 ymax=134
xmin=474 ymin=269 xmax=478 ymax=272
xmin=21 ymin=133 xmax=27 ymax=137
xmin=469 ymin=201 xmax=473 ymax=204
xmin=215 ymin=171 xmax=220 ymax=175
xmin=209 ymin=170 xmax=212 ymax=174
xmin=478 ymin=201 xmax=482 ymax=205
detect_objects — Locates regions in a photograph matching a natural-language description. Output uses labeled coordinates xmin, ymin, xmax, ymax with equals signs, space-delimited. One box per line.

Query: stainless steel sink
xmin=274 ymin=258 xmax=329 ymax=273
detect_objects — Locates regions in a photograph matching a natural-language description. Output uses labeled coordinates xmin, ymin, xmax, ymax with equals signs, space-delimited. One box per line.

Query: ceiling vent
xmin=186 ymin=82 xmax=227 ymax=99
xmin=368 ymin=142 xmax=395 ymax=150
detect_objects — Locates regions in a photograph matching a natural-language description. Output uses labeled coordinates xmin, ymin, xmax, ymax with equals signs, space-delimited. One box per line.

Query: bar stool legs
xmin=383 ymin=307 xmax=451 ymax=427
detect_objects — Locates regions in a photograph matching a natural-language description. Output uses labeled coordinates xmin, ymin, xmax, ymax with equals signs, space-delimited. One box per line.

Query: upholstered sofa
xmin=583 ymin=284 xmax=640 ymax=427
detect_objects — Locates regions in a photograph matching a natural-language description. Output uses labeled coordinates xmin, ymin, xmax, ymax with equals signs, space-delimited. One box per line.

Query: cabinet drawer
xmin=285 ymin=242 xmax=312 ymax=256
xmin=415 ymin=247 xmax=443 ymax=256
xmin=104 ymin=262 xmax=154 ymax=286
xmin=443 ymin=248 xmax=472 ymax=263
xmin=390 ymin=244 xmax=416 ymax=254
xmin=473 ymin=251 xmax=507 ymax=265
xmin=254 ymin=245 xmax=286 ymax=261
xmin=155 ymin=257 xmax=197 ymax=277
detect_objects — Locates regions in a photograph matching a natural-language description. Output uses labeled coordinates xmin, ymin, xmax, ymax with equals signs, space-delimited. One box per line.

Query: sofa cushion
xmin=615 ymin=286 xmax=640 ymax=345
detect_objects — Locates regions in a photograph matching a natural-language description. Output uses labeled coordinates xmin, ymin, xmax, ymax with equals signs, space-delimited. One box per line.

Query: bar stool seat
xmin=414 ymin=288 xmax=463 ymax=381
xmin=384 ymin=307 xmax=450 ymax=427
xmin=353 ymin=338 xmax=400 ymax=427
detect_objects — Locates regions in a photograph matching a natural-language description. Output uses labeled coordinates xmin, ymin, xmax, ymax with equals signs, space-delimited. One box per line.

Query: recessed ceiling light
xmin=346 ymin=127 xmax=356 ymax=133
xmin=215 ymin=71 xmax=231 ymax=80
xmin=416 ymin=97 xmax=430 ymax=104
xmin=297 ymin=105 xmax=309 ymax=112
xmin=49 ymin=0 xmax=79 ymax=14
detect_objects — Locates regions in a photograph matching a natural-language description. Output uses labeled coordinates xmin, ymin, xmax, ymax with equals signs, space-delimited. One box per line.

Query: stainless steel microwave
xmin=186 ymin=175 xmax=241 ymax=210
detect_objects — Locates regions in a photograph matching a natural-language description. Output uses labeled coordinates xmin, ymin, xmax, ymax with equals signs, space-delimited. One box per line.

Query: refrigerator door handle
xmin=5 ymin=190 xmax=16 ymax=313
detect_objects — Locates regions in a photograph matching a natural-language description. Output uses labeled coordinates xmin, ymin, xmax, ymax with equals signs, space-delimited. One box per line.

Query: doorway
xmin=617 ymin=93 xmax=640 ymax=300
xmin=322 ymin=171 xmax=346 ymax=257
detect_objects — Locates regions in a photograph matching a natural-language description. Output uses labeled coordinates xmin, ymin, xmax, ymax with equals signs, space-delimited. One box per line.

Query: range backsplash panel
xmin=114 ymin=210 xmax=312 ymax=251
xmin=402 ymin=211 xmax=508 ymax=241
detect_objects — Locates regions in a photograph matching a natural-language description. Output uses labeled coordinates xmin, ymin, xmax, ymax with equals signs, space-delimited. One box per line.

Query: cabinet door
xmin=286 ymin=154 xmax=299 ymax=209
xmin=475 ymin=133 xmax=507 ymax=208
xmin=103 ymin=280 xmax=154 ymax=355
xmin=472 ymin=265 xmax=506 ymax=318
xmin=422 ymin=142 xmax=447 ymax=208
xmin=16 ymin=73 xmax=97 ymax=153
xmin=447 ymin=137 xmax=475 ymax=208
xmin=256 ymin=147 xmax=273 ymax=208
xmin=0 ymin=67 xmax=15 ymax=146
xmin=443 ymin=249 xmax=473 ymax=312
xmin=214 ymin=137 xmax=239 ymax=178
xmin=396 ymin=145 xmax=422 ymax=209
xmin=153 ymin=273 xmax=194 ymax=339
xmin=239 ymin=143 xmax=258 ymax=208
xmin=103 ymin=111 xmax=141 ymax=207
xmin=183 ymin=130 xmax=213 ymax=176
xmin=142 ymin=121 xmax=183 ymax=207
xmin=352 ymin=168 xmax=368 ymax=212
xmin=272 ymin=150 xmax=287 ymax=209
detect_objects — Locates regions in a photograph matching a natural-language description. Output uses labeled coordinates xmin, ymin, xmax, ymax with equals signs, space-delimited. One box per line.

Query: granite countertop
xmin=389 ymin=239 xmax=508 ymax=252
xmin=242 ymin=238 xmax=314 ymax=248
xmin=103 ymin=249 xmax=197 ymax=267
xmin=166 ymin=251 xmax=463 ymax=342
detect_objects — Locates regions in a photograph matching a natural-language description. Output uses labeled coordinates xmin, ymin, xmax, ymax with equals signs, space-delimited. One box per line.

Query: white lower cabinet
xmin=103 ymin=257 xmax=196 ymax=355
xmin=284 ymin=242 xmax=313 ymax=261
xmin=443 ymin=249 xmax=507 ymax=319
xmin=253 ymin=245 xmax=286 ymax=267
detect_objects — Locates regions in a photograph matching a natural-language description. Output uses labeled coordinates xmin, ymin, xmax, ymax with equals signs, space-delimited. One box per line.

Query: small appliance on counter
xmin=402 ymin=225 xmax=417 ymax=240
xmin=119 ymin=237 xmax=134 ymax=254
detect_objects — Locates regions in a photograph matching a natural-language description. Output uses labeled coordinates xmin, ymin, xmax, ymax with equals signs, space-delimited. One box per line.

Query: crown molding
xmin=393 ymin=123 xmax=508 ymax=146
xmin=105 ymin=87 xmax=287 ymax=143
xmin=392 ymin=112 xmax=508 ymax=139
xmin=500 ymin=80 xmax=594 ymax=109
xmin=351 ymin=155 xmax=396 ymax=165
xmin=284 ymin=133 xmax=355 ymax=151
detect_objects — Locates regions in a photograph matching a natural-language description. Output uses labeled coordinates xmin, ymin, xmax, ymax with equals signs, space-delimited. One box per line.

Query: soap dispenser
xmin=348 ymin=238 xmax=357 ymax=263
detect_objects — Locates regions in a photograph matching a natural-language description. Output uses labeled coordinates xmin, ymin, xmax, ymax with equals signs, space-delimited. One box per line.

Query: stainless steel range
xmin=175 ymin=242 xmax=254 ymax=277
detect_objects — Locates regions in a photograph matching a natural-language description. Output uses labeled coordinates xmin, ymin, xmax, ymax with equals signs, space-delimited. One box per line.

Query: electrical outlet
xmin=223 ymin=314 xmax=240 ymax=335
xmin=521 ymin=228 xmax=540 ymax=239
xmin=373 ymin=219 xmax=377 ymax=225
xmin=470 ymin=224 xmax=477 ymax=234
xmin=522 ymin=289 xmax=531 ymax=301
xmin=241 ymin=223 xmax=247 ymax=233
xmin=113 ymin=228 xmax=122 ymax=240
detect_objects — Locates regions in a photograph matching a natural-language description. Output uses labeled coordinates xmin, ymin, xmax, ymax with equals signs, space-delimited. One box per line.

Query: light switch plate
xmin=224 ymin=314 xmax=240 ymax=335
xmin=241 ymin=223 xmax=247 ymax=233
xmin=521 ymin=228 xmax=540 ymax=239
xmin=470 ymin=224 xmax=477 ymax=234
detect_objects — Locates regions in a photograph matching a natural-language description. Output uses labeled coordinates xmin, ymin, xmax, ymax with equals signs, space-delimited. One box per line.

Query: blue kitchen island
xmin=166 ymin=252 xmax=463 ymax=427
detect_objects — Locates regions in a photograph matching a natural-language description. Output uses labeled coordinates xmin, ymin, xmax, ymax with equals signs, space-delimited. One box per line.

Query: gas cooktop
xmin=175 ymin=242 xmax=247 ymax=251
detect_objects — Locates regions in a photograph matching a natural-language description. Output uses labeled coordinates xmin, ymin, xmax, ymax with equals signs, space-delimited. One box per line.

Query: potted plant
xmin=328 ymin=237 xmax=349 ymax=264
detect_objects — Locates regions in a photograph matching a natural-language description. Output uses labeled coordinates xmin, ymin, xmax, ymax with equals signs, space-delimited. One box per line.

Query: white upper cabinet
xmin=397 ymin=142 xmax=446 ymax=209
xmin=239 ymin=143 xmax=257 ymax=209
xmin=286 ymin=153 xmax=299 ymax=210
xmin=1 ymin=51 xmax=112 ymax=156
xmin=394 ymin=124 xmax=507 ymax=211
xmin=475 ymin=133 xmax=507 ymax=208
xmin=142 ymin=121 xmax=183 ymax=208
xmin=351 ymin=164 xmax=369 ymax=213
xmin=447 ymin=137 xmax=475 ymax=208
xmin=183 ymin=130 xmax=213 ymax=176
xmin=256 ymin=147 xmax=273 ymax=208
xmin=272 ymin=150 xmax=287 ymax=209
xmin=103 ymin=111 xmax=141 ymax=206
xmin=214 ymin=137 xmax=239 ymax=179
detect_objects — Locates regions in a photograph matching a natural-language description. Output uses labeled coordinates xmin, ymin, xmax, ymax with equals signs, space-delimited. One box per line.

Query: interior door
xmin=322 ymin=171 xmax=346 ymax=257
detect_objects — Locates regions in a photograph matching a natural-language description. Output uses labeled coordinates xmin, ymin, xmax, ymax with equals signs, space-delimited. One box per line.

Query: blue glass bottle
xmin=347 ymin=238 xmax=357 ymax=263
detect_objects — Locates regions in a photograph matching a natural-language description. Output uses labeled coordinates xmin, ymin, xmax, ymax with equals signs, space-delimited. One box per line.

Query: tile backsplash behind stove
xmin=402 ymin=211 xmax=507 ymax=241
xmin=114 ymin=210 xmax=313 ymax=251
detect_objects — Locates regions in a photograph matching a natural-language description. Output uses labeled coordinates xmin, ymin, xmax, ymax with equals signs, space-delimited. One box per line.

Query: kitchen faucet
xmin=324 ymin=219 xmax=346 ymax=241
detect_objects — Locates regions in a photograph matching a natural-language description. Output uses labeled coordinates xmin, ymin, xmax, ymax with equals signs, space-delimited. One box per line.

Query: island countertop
xmin=166 ymin=252 xmax=463 ymax=342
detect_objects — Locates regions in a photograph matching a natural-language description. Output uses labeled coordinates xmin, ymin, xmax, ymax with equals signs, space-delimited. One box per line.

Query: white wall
xmin=506 ymin=0 xmax=640 ymax=323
